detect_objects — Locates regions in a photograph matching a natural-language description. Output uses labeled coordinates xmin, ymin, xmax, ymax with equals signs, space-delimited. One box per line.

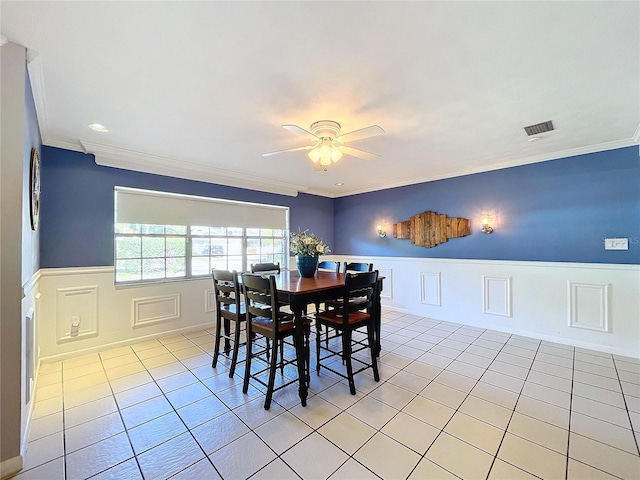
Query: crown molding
xmin=26 ymin=56 xmax=49 ymax=144
xmin=633 ymin=123 xmax=640 ymax=143
xmin=79 ymin=141 xmax=304 ymax=197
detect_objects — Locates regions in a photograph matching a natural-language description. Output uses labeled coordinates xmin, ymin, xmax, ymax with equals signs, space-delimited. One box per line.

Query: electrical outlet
xmin=604 ymin=238 xmax=628 ymax=250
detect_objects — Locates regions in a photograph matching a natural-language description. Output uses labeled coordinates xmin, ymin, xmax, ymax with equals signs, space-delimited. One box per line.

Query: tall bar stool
xmin=211 ymin=269 xmax=245 ymax=378
xmin=241 ymin=273 xmax=311 ymax=410
xmin=315 ymin=270 xmax=380 ymax=394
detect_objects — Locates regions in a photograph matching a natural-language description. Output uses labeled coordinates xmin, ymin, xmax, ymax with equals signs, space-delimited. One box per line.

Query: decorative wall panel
xmin=132 ymin=294 xmax=181 ymax=328
xmin=377 ymin=268 xmax=392 ymax=299
xmin=420 ymin=272 xmax=442 ymax=306
xmin=204 ymin=289 xmax=216 ymax=313
xmin=56 ymin=285 xmax=99 ymax=343
xmin=568 ymin=282 xmax=610 ymax=332
xmin=483 ymin=276 xmax=512 ymax=317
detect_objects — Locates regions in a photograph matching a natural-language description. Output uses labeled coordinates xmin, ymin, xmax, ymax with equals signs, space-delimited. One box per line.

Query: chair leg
xmin=228 ymin=319 xmax=242 ymax=378
xmin=264 ymin=337 xmax=278 ymax=410
xmin=212 ymin=316 xmax=222 ymax=368
xmin=223 ymin=318 xmax=231 ymax=355
xmin=367 ymin=323 xmax=380 ymax=382
xmin=305 ymin=324 xmax=311 ymax=386
xmin=343 ymin=330 xmax=356 ymax=395
xmin=242 ymin=330 xmax=252 ymax=394
xmin=315 ymin=321 xmax=322 ymax=374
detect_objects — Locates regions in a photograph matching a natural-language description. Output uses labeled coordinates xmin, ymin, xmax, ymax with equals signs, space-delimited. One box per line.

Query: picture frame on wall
xmin=29 ymin=148 xmax=40 ymax=230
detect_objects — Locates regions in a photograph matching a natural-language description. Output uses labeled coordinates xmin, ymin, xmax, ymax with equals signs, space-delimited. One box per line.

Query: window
xmin=114 ymin=188 xmax=289 ymax=284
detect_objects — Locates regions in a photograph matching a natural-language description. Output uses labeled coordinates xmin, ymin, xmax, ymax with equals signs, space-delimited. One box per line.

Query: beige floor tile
xmin=128 ymin=411 xmax=187 ymax=455
xmin=281 ymin=432 xmax=349 ymax=480
xmin=515 ymin=394 xmax=569 ymax=429
xmin=104 ymin=361 xmax=146 ymax=382
xmin=289 ymin=394 xmax=342 ymax=429
xmin=99 ymin=345 xmax=134 ymax=361
xmin=498 ymin=432 xmax=567 ymax=479
xmin=63 ymin=382 xmax=113 ymax=409
xmin=32 ymin=395 xmax=63 ymax=419
xmin=508 ymin=411 xmax=568 ymax=454
xmin=176 ymin=394 xmax=229 ymax=429
xmin=21 ymin=431 xmax=64 ymax=471
xmin=458 ymin=394 xmax=512 ymax=429
xmin=209 ymin=432 xmax=276 ymax=479
xmin=101 ymin=352 xmax=140 ymax=370
xmin=569 ymin=432 xmax=640 ymax=479
xmin=120 ymin=395 xmax=174 ymax=429
xmin=318 ymin=412 xmax=377 ymax=455
xmin=65 ymin=411 xmax=125 ymax=453
xmin=28 ymin=411 xmax=63 ymax=441
xmin=137 ymin=431 xmax=205 ymax=479
xmin=471 ymin=381 xmax=519 ymax=410
xmin=347 ymin=395 xmax=399 ymax=430
xmin=65 ymin=432 xmax=133 ymax=479
xmin=381 ymin=411 xmax=440 ymax=454
xmin=368 ymin=381 xmax=416 ymax=409
xmin=328 ymin=458 xmax=379 ymax=480
xmin=420 ymin=381 xmax=468 ymax=409
xmin=12 ymin=457 xmax=65 ymax=480
xmin=570 ymin=411 xmax=638 ymax=454
xmin=444 ymin=411 xmax=504 ymax=455
xmin=191 ymin=411 xmax=250 ymax=455
xmin=354 ymin=432 xmax=421 ymax=480
xmin=172 ymin=458 xmax=221 ymax=480
xmin=252 ymin=458 xmax=300 ymax=480
xmin=567 ymin=458 xmax=619 ymax=480
xmin=488 ymin=459 xmax=539 ymax=479
xmin=426 ymin=432 xmax=494 ymax=479
xmin=255 ymin=411 xmax=314 ymax=455
xmin=64 ymin=395 xmax=118 ymax=428
xmin=403 ymin=395 xmax=455 ymax=429
xmin=114 ymin=381 xmax=163 ymax=410
xmin=92 ymin=458 xmax=143 ymax=480
xmin=434 ymin=370 xmax=478 ymax=393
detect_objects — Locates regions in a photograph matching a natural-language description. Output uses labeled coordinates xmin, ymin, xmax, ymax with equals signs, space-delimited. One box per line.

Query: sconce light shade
xmin=377 ymin=225 xmax=387 ymax=237
xmin=481 ymin=215 xmax=494 ymax=234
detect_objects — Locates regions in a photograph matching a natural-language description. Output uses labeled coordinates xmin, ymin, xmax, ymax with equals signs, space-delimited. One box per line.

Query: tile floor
xmin=14 ymin=311 xmax=640 ymax=479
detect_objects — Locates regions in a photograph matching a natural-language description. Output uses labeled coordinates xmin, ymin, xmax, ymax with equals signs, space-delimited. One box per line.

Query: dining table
xmin=272 ymin=270 xmax=384 ymax=406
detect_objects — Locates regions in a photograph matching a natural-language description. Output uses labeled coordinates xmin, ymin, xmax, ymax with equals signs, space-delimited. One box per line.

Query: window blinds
xmin=115 ymin=187 xmax=289 ymax=229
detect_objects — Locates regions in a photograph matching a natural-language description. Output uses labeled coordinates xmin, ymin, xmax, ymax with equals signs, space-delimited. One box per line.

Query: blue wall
xmin=334 ymin=147 xmax=639 ymax=264
xmin=40 ymin=147 xmax=334 ymax=268
xmin=22 ymin=66 xmax=42 ymax=282
xmin=40 ymin=145 xmax=639 ymax=267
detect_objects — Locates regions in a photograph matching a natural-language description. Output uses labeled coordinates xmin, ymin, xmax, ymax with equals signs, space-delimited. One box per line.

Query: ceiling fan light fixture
xmin=308 ymin=148 xmax=321 ymax=163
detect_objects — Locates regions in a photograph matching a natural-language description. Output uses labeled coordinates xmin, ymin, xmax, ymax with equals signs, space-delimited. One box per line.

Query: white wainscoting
xmin=325 ymin=256 xmax=639 ymax=358
xmin=35 ymin=259 xmax=639 ymax=361
xmin=37 ymin=268 xmax=215 ymax=361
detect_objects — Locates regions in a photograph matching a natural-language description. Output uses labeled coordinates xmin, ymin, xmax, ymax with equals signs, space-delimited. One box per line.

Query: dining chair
xmin=343 ymin=262 xmax=373 ymax=273
xmin=241 ymin=273 xmax=311 ymax=410
xmin=250 ymin=262 xmax=281 ymax=274
xmin=315 ymin=270 xmax=380 ymax=394
xmin=211 ymin=269 xmax=245 ymax=378
xmin=314 ymin=261 xmax=341 ymax=343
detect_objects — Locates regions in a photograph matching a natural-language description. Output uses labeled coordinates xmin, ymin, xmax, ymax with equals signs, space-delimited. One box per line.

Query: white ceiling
xmin=2 ymin=1 xmax=638 ymax=197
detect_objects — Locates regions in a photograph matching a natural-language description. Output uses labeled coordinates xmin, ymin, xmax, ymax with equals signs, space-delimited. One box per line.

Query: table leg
xmin=291 ymin=298 xmax=308 ymax=407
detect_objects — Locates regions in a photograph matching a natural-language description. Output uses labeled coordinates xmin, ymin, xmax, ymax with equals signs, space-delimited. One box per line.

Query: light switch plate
xmin=604 ymin=238 xmax=629 ymax=250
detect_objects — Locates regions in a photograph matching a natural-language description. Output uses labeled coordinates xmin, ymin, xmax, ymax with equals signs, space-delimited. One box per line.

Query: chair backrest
xmin=341 ymin=270 xmax=379 ymax=317
xmin=318 ymin=261 xmax=340 ymax=273
xmin=241 ymin=273 xmax=279 ymax=327
xmin=250 ymin=262 xmax=281 ymax=274
xmin=343 ymin=262 xmax=373 ymax=273
xmin=212 ymin=269 xmax=242 ymax=318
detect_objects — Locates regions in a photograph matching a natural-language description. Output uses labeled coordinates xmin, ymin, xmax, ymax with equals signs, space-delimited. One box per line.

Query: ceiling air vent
xmin=524 ymin=120 xmax=554 ymax=136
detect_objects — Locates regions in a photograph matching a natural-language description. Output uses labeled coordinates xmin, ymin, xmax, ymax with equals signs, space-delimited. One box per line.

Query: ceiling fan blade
xmin=339 ymin=145 xmax=380 ymax=161
xmin=262 ymin=145 xmax=313 ymax=157
xmin=336 ymin=125 xmax=385 ymax=143
xmin=282 ymin=125 xmax=318 ymax=140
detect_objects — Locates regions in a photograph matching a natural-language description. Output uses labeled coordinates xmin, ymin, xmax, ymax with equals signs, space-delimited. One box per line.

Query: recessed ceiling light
xmin=88 ymin=123 xmax=109 ymax=132
xmin=335 ymin=182 xmax=344 ymax=186
xmin=528 ymin=136 xmax=541 ymax=142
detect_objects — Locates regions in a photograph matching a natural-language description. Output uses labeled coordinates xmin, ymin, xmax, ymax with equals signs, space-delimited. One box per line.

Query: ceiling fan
xmin=262 ymin=120 xmax=384 ymax=170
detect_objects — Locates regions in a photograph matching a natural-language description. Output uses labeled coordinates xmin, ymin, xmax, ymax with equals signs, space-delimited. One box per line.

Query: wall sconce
xmin=481 ymin=215 xmax=494 ymax=234
xmin=377 ymin=225 xmax=387 ymax=238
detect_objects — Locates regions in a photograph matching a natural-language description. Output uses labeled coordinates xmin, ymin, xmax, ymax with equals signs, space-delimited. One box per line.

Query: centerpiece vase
xmin=296 ymin=255 xmax=319 ymax=278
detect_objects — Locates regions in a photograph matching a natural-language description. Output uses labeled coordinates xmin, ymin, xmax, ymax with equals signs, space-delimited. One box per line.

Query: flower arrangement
xmin=290 ymin=229 xmax=331 ymax=257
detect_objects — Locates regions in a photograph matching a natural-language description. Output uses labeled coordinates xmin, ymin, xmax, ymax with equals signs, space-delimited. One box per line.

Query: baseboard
xmin=39 ymin=321 xmax=214 ymax=364
xmin=0 ymin=456 xmax=23 ymax=480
